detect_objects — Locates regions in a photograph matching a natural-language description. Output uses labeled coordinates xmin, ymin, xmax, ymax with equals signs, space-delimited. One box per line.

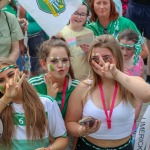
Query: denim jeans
xmin=28 ymin=30 xmax=47 ymax=74
xmin=16 ymin=52 xmax=23 ymax=71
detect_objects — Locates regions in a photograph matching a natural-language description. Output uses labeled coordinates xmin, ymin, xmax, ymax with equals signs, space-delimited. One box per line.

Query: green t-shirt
xmin=28 ymin=75 xmax=79 ymax=118
xmin=26 ymin=12 xmax=43 ymax=34
xmin=26 ymin=12 xmax=49 ymax=39
xmin=86 ymin=17 xmax=141 ymax=37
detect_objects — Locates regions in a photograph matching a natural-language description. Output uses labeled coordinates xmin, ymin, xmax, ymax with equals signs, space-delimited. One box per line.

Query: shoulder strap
xmin=3 ymin=12 xmax=11 ymax=35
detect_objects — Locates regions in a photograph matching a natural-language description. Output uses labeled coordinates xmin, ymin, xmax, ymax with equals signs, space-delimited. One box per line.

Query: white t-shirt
xmin=1 ymin=95 xmax=67 ymax=150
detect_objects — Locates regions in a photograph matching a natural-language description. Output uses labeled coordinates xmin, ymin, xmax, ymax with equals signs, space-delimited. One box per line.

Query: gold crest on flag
xmin=37 ymin=0 xmax=66 ymax=17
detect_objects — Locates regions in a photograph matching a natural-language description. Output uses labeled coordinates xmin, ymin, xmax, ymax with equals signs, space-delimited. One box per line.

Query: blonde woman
xmin=65 ymin=35 xmax=150 ymax=150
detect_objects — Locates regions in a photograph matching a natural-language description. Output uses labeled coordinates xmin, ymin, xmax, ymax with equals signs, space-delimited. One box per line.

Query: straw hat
xmin=0 ymin=0 xmax=10 ymax=9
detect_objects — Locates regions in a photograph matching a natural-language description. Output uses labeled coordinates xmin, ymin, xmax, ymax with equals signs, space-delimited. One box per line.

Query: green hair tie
xmin=119 ymin=43 xmax=135 ymax=48
xmin=133 ymin=36 xmax=142 ymax=65
xmin=0 ymin=65 xmax=17 ymax=73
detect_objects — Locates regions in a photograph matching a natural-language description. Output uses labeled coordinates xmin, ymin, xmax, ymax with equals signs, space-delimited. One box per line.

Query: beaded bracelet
xmin=0 ymin=99 xmax=9 ymax=106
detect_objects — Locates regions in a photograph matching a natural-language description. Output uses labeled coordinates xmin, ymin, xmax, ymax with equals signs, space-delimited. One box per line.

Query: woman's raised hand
xmin=45 ymin=73 xmax=59 ymax=99
xmin=91 ymin=55 xmax=118 ymax=79
xmin=5 ymin=69 xmax=25 ymax=99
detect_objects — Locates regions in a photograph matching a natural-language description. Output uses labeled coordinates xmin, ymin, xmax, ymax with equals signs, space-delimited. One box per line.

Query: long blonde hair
xmin=87 ymin=35 xmax=126 ymax=99
xmin=0 ymin=57 xmax=47 ymax=149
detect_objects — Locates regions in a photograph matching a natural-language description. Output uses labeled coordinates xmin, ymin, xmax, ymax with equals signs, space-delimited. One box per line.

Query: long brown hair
xmin=118 ymin=29 xmax=139 ymax=43
xmin=87 ymin=35 xmax=127 ymax=99
xmin=0 ymin=57 xmax=47 ymax=149
xmin=90 ymin=0 xmax=119 ymax=22
xmin=38 ymin=36 xmax=75 ymax=79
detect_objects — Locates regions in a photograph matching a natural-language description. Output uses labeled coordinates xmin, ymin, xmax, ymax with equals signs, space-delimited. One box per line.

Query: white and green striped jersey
xmin=1 ymin=95 xmax=67 ymax=150
xmin=28 ymin=75 xmax=79 ymax=118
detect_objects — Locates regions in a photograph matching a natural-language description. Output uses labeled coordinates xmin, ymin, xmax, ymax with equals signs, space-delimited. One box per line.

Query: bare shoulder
xmin=71 ymin=79 xmax=92 ymax=97
xmin=76 ymin=79 xmax=92 ymax=88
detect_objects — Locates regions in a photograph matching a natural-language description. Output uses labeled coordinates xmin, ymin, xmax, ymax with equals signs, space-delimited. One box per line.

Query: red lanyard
xmin=99 ymin=82 xmax=118 ymax=129
xmin=61 ymin=77 xmax=67 ymax=111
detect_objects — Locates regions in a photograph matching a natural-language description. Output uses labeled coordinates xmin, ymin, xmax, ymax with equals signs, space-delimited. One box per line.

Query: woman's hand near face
xmin=45 ymin=73 xmax=59 ymax=99
xmin=91 ymin=54 xmax=119 ymax=79
xmin=4 ymin=69 xmax=25 ymax=100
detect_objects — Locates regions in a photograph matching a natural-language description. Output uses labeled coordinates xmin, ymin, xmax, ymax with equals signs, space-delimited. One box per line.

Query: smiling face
xmin=119 ymin=39 xmax=135 ymax=61
xmin=94 ymin=0 xmax=111 ymax=19
xmin=46 ymin=47 xmax=70 ymax=79
xmin=70 ymin=4 xmax=88 ymax=27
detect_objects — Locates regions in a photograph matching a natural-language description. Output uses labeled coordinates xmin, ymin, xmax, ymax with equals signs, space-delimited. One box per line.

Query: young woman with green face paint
xmin=29 ymin=36 xmax=79 ymax=119
xmin=0 ymin=57 xmax=68 ymax=150
xmin=29 ymin=36 xmax=79 ymax=150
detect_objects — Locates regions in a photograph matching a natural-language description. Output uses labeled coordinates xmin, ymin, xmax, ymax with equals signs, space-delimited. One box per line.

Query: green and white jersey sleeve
xmin=1 ymin=95 xmax=66 ymax=150
xmin=29 ymin=74 xmax=79 ymax=118
xmin=40 ymin=95 xmax=67 ymax=138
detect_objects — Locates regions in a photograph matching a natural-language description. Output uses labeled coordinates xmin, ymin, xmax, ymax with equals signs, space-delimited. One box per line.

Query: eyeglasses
xmin=48 ymin=57 xmax=70 ymax=66
xmin=73 ymin=11 xmax=87 ymax=17
xmin=89 ymin=55 xmax=112 ymax=64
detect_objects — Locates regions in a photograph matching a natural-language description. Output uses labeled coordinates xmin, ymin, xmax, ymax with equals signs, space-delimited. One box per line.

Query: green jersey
xmin=86 ymin=17 xmax=141 ymax=37
xmin=29 ymin=75 xmax=79 ymax=118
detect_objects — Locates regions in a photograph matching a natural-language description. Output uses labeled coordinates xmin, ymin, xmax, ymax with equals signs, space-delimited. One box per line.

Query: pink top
xmin=126 ymin=56 xmax=144 ymax=77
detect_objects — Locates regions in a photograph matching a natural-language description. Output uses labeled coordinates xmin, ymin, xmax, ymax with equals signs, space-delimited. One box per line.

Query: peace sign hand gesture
xmin=45 ymin=73 xmax=59 ymax=99
xmin=4 ymin=69 xmax=25 ymax=100
xmin=91 ymin=54 xmax=118 ymax=79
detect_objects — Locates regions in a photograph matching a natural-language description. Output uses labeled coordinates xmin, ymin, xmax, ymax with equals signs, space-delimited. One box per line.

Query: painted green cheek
xmin=0 ymin=85 xmax=4 ymax=93
xmin=49 ymin=64 xmax=55 ymax=71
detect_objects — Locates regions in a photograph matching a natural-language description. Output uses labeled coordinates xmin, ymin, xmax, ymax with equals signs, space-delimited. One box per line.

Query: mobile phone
xmin=79 ymin=116 xmax=96 ymax=127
